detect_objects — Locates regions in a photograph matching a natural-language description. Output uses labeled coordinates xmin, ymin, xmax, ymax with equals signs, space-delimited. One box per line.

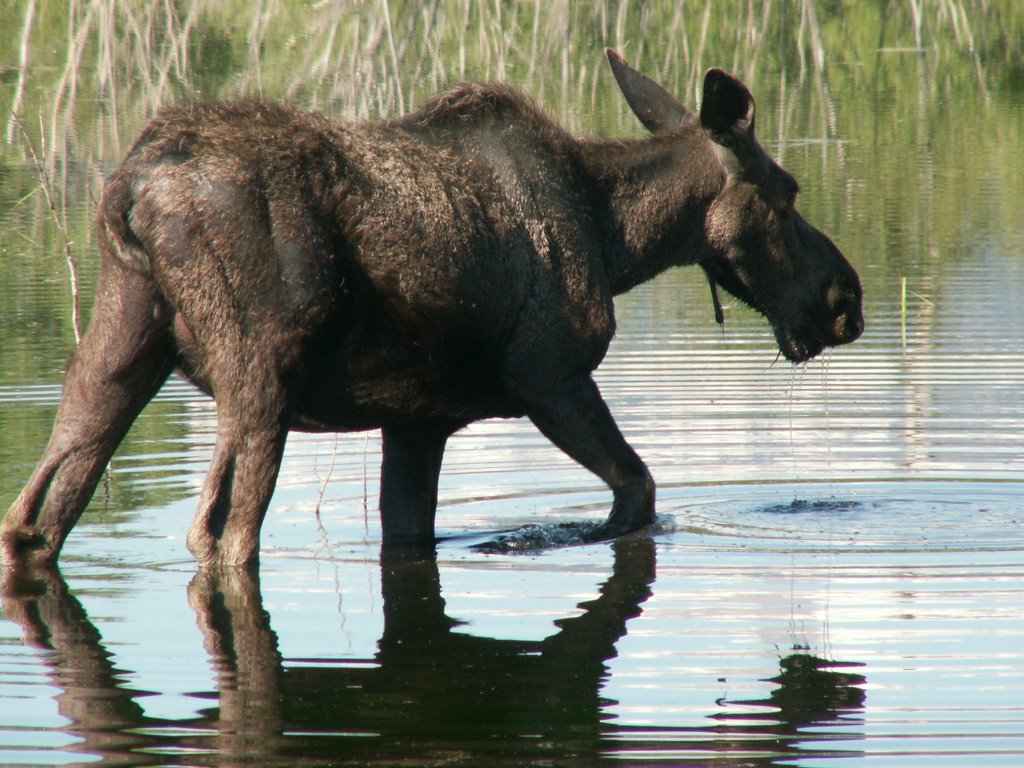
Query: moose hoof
xmin=1 ymin=526 xmax=52 ymax=564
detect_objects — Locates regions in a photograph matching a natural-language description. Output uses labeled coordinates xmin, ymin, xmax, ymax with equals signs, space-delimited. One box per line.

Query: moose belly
xmin=289 ymin=347 xmax=522 ymax=433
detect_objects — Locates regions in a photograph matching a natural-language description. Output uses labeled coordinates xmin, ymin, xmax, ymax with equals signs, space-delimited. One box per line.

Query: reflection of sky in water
xmin=3 ymin=257 xmax=1018 ymax=762
xmin=1 ymin=248 xmax=1021 ymax=764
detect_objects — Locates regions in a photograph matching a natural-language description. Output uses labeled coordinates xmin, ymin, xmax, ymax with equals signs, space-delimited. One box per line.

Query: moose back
xmin=2 ymin=50 xmax=862 ymax=570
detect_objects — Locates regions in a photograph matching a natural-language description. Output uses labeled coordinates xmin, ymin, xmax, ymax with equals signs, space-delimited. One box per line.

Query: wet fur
xmin=2 ymin=53 xmax=862 ymax=571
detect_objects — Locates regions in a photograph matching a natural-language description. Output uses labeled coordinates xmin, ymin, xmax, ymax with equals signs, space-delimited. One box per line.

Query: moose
xmin=2 ymin=50 xmax=862 ymax=571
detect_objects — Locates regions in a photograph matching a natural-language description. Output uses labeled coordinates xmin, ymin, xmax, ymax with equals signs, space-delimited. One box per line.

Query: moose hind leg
xmin=1 ymin=265 xmax=174 ymax=569
xmin=186 ymin=378 xmax=289 ymax=569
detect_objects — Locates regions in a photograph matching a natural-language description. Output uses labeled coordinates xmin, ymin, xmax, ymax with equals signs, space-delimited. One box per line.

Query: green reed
xmin=0 ymin=0 xmax=1020 ymax=346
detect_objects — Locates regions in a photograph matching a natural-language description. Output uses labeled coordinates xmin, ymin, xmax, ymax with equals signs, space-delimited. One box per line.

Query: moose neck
xmin=580 ymin=128 xmax=723 ymax=296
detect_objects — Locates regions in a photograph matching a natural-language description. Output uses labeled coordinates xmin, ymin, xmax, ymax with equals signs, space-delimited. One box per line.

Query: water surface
xmin=0 ymin=2 xmax=1022 ymax=765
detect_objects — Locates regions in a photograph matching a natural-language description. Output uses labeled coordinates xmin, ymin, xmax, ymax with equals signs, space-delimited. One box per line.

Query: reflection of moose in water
xmin=3 ymin=538 xmax=865 ymax=766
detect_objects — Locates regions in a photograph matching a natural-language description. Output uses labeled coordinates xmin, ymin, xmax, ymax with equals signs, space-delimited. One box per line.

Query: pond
xmin=1 ymin=1 xmax=1022 ymax=765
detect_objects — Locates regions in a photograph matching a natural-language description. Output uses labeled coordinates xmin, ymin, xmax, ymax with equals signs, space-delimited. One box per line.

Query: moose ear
xmin=606 ymin=49 xmax=689 ymax=134
xmin=699 ymin=68 xmax=756 ymax=145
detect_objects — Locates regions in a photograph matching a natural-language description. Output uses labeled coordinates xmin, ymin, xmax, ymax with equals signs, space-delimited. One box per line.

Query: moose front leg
xmin=379 ymin=423 xmax=453 ymax=546
xmin=520 ymin=374 xmax=656 ymax=539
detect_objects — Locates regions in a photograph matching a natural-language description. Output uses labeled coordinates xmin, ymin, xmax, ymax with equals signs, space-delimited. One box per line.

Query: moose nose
xmin=833 ymin=306 xmax=864 ymax=344
xmin=827 ymin=281 xmax=864 ymax=345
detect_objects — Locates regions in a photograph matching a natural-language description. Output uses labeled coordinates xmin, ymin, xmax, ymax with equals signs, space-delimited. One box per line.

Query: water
xmin=1 ymin=2 xmax=1023 ymax=766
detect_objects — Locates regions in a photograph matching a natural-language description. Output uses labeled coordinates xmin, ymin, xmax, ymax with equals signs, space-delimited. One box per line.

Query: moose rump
xmin=122 ymin=100 xmax=555 ymax=427
xmin=2 ymin=51 xmax=861 ymax=572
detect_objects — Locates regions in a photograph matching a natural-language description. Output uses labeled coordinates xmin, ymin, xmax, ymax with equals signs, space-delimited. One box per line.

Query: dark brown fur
xmin=2 ymin=51 xmax=862 ymax=571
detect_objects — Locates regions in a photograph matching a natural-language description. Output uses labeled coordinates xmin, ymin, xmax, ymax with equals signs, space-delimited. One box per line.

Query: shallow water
xmin=1 ymin=273 xmax=1021 ymax=766
xmin=1 ymin=2 xmax=1023 ymax=766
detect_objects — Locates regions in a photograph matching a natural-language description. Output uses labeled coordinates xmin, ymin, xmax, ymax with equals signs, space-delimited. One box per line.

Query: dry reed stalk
xmin=380 ymin=0 xmax=405 ymax=114
xmin=314 ymin=435 xmax=340 ymax=533
xmin=5 ymin=0 xmax=36 ymax=145
xmin=12 ymin=113 xmax=82 ymax=347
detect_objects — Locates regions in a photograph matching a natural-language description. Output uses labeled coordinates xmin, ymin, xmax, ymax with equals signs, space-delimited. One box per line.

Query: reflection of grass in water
xmin=10 ymin=113 xmax=82 ymax=345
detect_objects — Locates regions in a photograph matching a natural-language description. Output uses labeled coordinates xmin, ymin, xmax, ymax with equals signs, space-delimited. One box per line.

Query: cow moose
xmin=2 ymin=50 xmax=863 ymax=571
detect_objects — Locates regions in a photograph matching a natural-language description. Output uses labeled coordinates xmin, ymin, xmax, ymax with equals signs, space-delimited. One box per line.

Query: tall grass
xmin=3 ymin=0 xmax=1011 ymax=166
xmin=0 ymin=0 xmax=1019 ymax=324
